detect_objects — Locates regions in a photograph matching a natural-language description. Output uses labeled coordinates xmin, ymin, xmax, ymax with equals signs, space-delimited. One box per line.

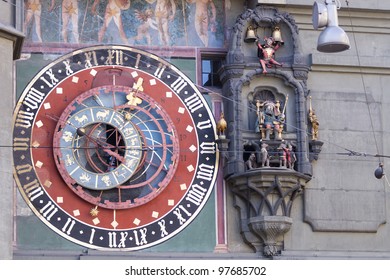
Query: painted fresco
xmin=23 ymin=0 xmax=226 ymax=48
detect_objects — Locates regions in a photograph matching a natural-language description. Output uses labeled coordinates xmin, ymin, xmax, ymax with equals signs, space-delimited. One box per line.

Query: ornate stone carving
xmin=249 ymin=216 xmax=292 ymax=256
xmin=309 ymin=140 xmax=324 ymax=161
xmin=228 ymin=169 xmax=310 ymax=256
xmin=221 ymin=5 xmax=322 ymax=257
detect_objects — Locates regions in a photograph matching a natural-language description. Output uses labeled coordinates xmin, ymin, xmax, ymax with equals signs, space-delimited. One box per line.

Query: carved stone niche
xmin=221 ymin=5 xmax=313 ymax=177
xmin=227 ymin=169 xmax=310 ymax=257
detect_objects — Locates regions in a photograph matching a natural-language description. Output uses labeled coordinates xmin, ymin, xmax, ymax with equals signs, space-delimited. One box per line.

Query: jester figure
xmin=256 ymin=36 xmax=283 ymax=74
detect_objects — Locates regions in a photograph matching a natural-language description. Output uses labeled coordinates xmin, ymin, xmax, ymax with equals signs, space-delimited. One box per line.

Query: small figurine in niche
xmin=278 ymin=142 xmax=287 ymax=168
xmin=286 ymin=143 xmax=296 ymax=169
xmin=246 ymin=153 xmax=258 ymax=170
xmin=278 ymin=142 xmax=296 ymax=169
xmin=256 ymin=35 xmax=283 ymax=74
xmin=260 ymin=143 xmax=270 ymax=167
xmin=308 ymin=96 xmax=319 ymax=140
xmin=255 ymin=99 xmax=265 ymax=138
xmin=217 ymin=112 xmax=227 ymax=139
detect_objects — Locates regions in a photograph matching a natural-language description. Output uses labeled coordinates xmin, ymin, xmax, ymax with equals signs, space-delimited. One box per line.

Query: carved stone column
xmin=227 ymin=168 xmax=310 ymax=257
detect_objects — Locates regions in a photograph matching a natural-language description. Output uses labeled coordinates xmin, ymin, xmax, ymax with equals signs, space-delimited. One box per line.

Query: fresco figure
xmin=186 ymin=0 xmax=216 ymax=47
xmin=49 ymin=0 xmax=80 ymax=43
xmin=132 ymin=9 xmax=157 ymax=45
xmin=24 ymin=0 xmax=43 ymax=42
xmin=22 ymin=0 xmax=226 ymax=47
xmin=92 ymin=0 xmax=130 ymax=44
xmin=146 ymin=0 xmax=176 ymax=46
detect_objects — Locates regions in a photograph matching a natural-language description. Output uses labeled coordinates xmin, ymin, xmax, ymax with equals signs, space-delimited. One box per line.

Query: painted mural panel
xmin=23 ymin=0 xmax=226 ymax=48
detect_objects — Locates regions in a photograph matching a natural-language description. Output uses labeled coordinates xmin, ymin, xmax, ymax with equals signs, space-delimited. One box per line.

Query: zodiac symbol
xmin=74 ymin=115 xmax=88 ymax=125
xmin=62 ymin=131 xmax=73 ymax=142
xmin=96 ymin=109 xmax=110 ymax=121
xmin=65 ymin=154 xmax=75 ymax=166
xmin=123 ymin=127 xmax=134 ymax=137
xmin=101 ymin=175 xmax=112 ymax=187
xmin=79 ymin=172 xmax=91 ymax=183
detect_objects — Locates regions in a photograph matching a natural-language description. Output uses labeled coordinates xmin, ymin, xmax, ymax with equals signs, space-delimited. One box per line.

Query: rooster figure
xmin=217 ymin=112 xmax=227 ymax=138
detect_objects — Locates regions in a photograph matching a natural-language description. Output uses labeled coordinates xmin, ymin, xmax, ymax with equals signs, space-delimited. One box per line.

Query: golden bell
xmin=244 ymin=26 xmax=257 ymax=43
xmin=272 ymin=26 xmax=284 ymax=44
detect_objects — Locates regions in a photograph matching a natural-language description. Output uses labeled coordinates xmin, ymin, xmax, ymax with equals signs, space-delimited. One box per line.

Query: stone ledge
xmin=13 ymin=249 xmax=266 ymax=260
xmin=310 ymin=53 xmax=390 ymax=71
xmin=275 ymin=250 xmax=390 ymax=260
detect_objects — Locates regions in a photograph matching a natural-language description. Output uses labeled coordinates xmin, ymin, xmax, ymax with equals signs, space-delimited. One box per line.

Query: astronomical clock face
xmin=13 ymin=45 xmax=219 ymax=250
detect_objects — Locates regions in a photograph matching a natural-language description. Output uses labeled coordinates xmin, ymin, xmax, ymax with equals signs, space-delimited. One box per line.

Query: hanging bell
xmin=244 ymin=26 xmax=257 ymax=43
xmin=272 ymin=26 xmax=284 ymax=45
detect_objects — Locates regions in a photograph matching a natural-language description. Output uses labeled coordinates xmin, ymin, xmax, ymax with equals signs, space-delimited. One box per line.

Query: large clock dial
xmin=13 ymin=45 xmax=219 ymax=250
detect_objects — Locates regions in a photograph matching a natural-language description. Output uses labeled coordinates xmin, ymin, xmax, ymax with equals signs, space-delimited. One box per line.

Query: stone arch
xmin=228 ymin=5 xmax=304 ymax=66
xmin=247 ymin=86 xmax=286 ymax=133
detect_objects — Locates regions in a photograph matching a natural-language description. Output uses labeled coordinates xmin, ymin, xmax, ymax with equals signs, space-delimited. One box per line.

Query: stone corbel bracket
xmin=309 ymin=140 xmax=324 ymax=161
xmin=227 ymin=168 xmax=310 ymax=257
